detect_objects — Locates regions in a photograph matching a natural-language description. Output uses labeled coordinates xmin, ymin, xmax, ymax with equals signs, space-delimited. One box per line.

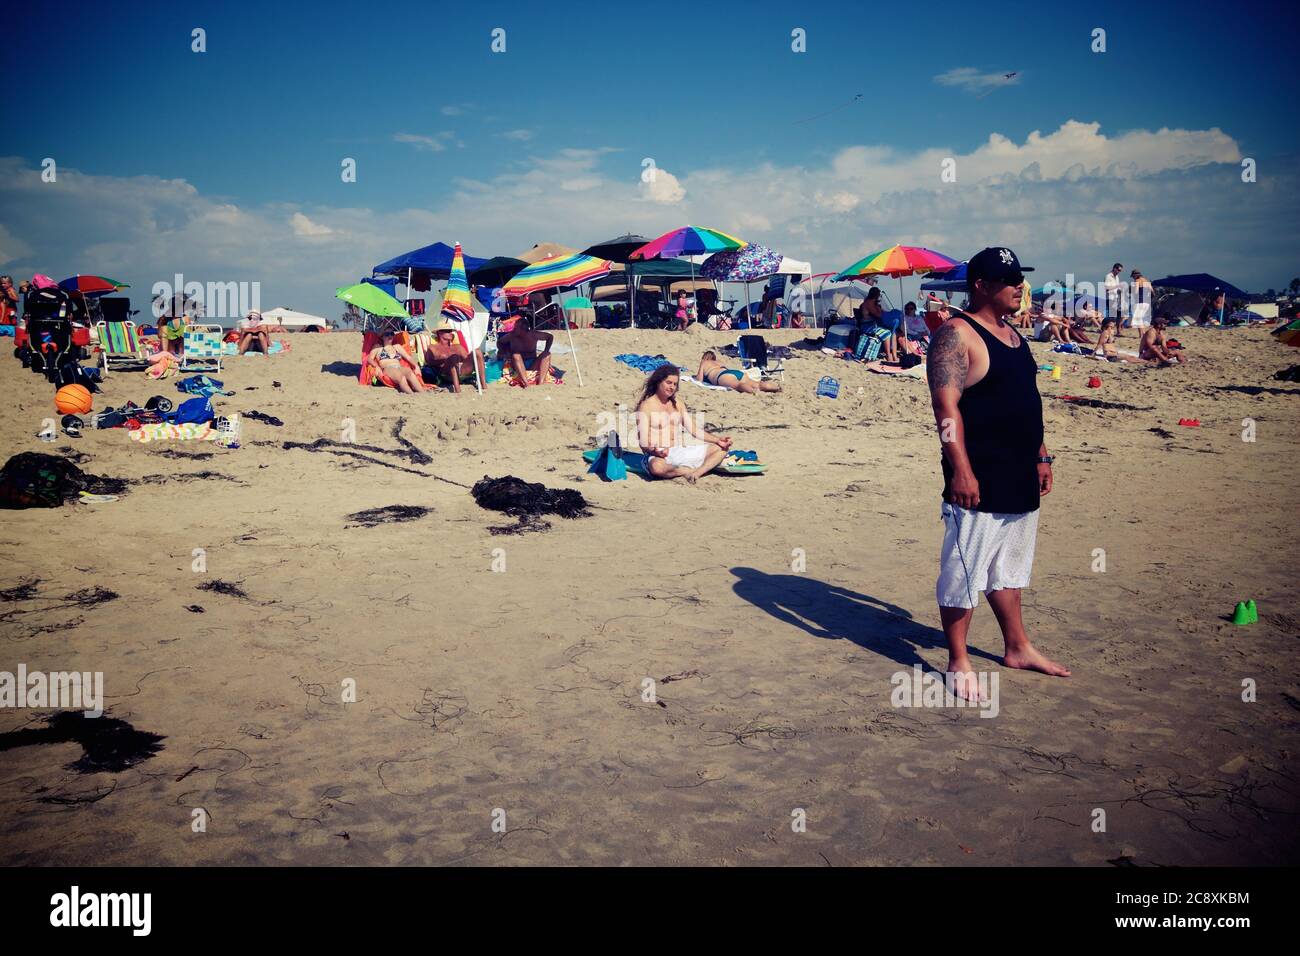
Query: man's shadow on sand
xmin=730 ymin=566 xmax=998 ymax=671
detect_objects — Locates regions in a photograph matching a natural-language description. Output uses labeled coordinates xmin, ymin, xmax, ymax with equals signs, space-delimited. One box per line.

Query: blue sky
xmin=5 ymin=0 xmax=1299 ymax=320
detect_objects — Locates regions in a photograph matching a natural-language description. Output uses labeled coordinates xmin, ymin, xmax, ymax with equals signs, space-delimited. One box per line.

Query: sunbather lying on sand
xmin=636 ymin=364 xmax=732 ymax=483
xmin=696 ymin=351 xmax=782 ymax=393
xmin=367 ymin=330 xmax=429 ymax=394
xmin=427 ymin=321 xmax=484 ymax=393
xmin=1140 ymin=317 xmax=1186 ymax=366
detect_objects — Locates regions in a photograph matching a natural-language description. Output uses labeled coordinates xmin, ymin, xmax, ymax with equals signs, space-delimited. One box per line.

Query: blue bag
xmin=166 ymin=396 xmax=214 ymax=425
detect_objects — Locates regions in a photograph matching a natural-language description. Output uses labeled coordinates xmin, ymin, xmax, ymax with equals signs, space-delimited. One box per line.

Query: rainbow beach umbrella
xmin=503 ymin=253 xmax=612 ymax=297
xmin=60 ymin=274 xmax=129 ymax=296
xmin=630 ymin=227 xmax=747 ymax=327
xmin=441 ymin=242 xmax=475 ymax=322
xmin=629 ymin=225 xmax=747 ymax=261
xmin=834 ymin=245 xmax=959 ymax=330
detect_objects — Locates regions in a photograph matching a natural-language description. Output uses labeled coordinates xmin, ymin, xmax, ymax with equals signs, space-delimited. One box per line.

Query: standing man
xmin=1104 ymin=262 xmax=1125 ymax=332
xmin=1129 ymin=269 xmax=1153 ymax=329
xmin=927 ymin=247 xmax=1071 ymax=700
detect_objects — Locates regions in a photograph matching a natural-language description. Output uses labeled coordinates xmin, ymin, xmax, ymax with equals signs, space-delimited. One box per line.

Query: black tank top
xmin=940 ymin=312 xmax=1044 ymax=514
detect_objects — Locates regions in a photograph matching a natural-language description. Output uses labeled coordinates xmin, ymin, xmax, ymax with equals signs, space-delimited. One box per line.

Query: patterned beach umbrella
xmin=834 ymin=245 xmax=958 ymax=280
xmin=503 ymin=253 xmax=612 ymax=296
xmin=700 ymin=243 xmax=784 ymax=282
xmin=441 ymin=242 xmax=475 ymax=322
xmin=629 ymin=225 xmax=747 ymax=261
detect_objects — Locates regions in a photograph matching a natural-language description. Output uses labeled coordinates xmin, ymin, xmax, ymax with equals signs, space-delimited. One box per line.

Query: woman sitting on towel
xmin=696 ymin=350 xmax=782 ymax=394
xmin=367 ymin=329 xmax=428 ymax=394
xmin=636 ymin=364 xmax=733 ymax=483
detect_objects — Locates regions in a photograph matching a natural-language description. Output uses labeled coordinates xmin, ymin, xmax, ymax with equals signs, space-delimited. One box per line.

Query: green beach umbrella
xmin=335 ymin=282 xmax=408 ymax=318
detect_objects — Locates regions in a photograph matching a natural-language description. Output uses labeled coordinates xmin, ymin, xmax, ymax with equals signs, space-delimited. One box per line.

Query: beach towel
xmin=615 ymin=353 xmax=679 ymax=374
xmin=683 ymin=374 xmax=729 ymax=391
xmin=222 ymin=339 xmax=289 ymax=356
xmin=128 ymin=422 xmax=218 ymax=443
xmin=505 ymin=365 xmax=564 ymax=388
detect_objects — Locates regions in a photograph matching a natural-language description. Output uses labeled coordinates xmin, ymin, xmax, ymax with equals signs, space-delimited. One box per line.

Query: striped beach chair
xmin=96 ymin=319 xmax=150 ymax=375
xmin=181 ymin=324 xmax=224 ymax=373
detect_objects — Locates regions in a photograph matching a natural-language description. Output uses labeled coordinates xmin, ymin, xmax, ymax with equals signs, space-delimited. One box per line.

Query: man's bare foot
xmin=945 ymin=659 xmax=986 ymax=702
xmin=1003 ymin=644 xmax=1071 ymax=677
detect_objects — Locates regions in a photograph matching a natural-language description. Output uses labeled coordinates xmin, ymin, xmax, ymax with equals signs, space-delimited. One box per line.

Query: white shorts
xmin=936 ymin=503 xmax=1039 ymax=609
xmin=664 ymin=444 xmax=708 ymax=470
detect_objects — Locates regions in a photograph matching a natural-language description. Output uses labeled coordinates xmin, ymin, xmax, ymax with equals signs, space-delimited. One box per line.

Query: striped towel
xmin=129 ymin=422 xmax=217 ymax=443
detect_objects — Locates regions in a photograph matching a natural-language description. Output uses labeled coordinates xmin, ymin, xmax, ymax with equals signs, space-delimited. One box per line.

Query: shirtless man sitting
xmin=427 ymin=320 xmax=484 ymax=393
xmin=636 ymin=364 xmax=732 ymax=483
xmin=498 ymin=322 xmax=553 ymax=388
xmin=1139 ymin=316 xmax=1186 ymax=366
xmin=696 ymin=350 xmax=782 ymax=394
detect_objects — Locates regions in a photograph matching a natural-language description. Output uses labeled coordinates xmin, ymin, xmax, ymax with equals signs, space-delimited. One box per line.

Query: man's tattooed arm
xmin=927 ymin=321 xmax=968 ymax=394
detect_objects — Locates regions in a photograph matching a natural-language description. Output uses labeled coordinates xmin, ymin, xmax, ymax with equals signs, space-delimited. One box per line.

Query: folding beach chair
xmin=96 ymin=319 xmax=150 ymax=375
xmin=737 ymin=334 xmax=784 ymax=382
xmin=181 ymin=324 xmax=224 ymax=373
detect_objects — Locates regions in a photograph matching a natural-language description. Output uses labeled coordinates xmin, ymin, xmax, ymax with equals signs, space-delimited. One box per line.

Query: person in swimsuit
xmin=1090 ymin=318 xmax=1143 ymax=362
xmin=237 ymin=310 xmax=271 ymax=355
xmin=427 ymin=320 xmax=483 ymax=393
xmin=636 ymin=364 xmax=732 ymax=482
xmin=1139 ymin=315 xmax=1186 ymax=366
xmin=927 ymin=246 xmax=1071 ymax=702
xmin=367 ymin=330 xmax=428 ymax=394
xmin=697 ymin=350 xmax=782 ymax=394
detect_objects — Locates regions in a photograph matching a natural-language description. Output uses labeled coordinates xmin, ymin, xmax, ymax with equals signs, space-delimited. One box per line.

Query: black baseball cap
xmin=966 ymin=246 xmax=1034 ymax=292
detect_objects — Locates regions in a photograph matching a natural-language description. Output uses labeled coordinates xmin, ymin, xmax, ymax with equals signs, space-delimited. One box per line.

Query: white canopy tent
xmin=260 ymin=307 xmax=330 ymax=330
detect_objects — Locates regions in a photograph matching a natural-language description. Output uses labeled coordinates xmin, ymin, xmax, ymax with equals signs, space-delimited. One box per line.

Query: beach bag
xmin=815 ymin=376 xmax=840 ymax=399
xmin=166 ymin=396 xmax=214 ymax=425
xmin=824 ymin=322 xmax=855 ymax=352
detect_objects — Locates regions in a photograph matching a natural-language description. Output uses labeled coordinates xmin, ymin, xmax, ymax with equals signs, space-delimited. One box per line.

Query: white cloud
xmin=640 ymin=168 xmax=685 ymax=204
xmin=393 ymin=132 xmax=451 ymax=152
xmin=1 ymin=120 xmax=1293 ymax=322
xmin=501 ymin=129 xmax=534 ymax=142
xmin=290 ymin=212 xmax=334 ymax=239
xmin=934 ymin=67 xmax=1021 ymax=94
xmin=440 ymin=105 xmax=464 ymax=116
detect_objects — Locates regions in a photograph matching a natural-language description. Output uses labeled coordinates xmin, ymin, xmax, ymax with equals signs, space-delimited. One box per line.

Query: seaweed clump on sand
xmin=345 ymin=505 xmax=432 ymax=528
xmin=471 ymin=475 xmax=591 ymax=535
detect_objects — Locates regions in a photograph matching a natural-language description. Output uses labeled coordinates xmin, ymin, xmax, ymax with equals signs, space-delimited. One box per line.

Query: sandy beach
xmin=1 ymin=324 xmax=1297 ymax=866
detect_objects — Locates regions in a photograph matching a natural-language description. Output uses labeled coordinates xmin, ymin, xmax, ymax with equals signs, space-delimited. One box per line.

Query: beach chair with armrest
xmin=737 ymin=334 xmax=784 ymax=382
xmin=96 ymin=319 xmax=151 ymax=375
xmin=181 ymin=324 xmax=224 ymax=373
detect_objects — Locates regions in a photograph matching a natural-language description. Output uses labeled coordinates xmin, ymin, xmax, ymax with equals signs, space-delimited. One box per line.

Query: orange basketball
xmin=55 ymin=384 xmax=93 ymax=415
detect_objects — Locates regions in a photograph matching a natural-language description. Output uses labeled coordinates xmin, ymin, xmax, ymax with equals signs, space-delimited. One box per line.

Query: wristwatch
xmin=1037 ymin=455 xmax=1055 ymax=465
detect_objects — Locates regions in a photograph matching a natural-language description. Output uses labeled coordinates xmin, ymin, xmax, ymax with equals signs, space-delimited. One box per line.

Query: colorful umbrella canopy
xmin=1272 ymin=316 xmax=1300 ymax=347
xmin=834 ymin=245 xmax=958 ymax=280
xmin=441 ymin=243 xmax=475 ymax=322
xmin=503 ymin=254 xmax=612 ymax=296
xmin=60 ymin=274 xmax=129 ymax=296
xmin=335 ymin=282 xmax=409 ymax=318
xmin=700 ymin=243 xmax=784 ymax=282
xmin=629 ymin=225 xmax=747 ymax=261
